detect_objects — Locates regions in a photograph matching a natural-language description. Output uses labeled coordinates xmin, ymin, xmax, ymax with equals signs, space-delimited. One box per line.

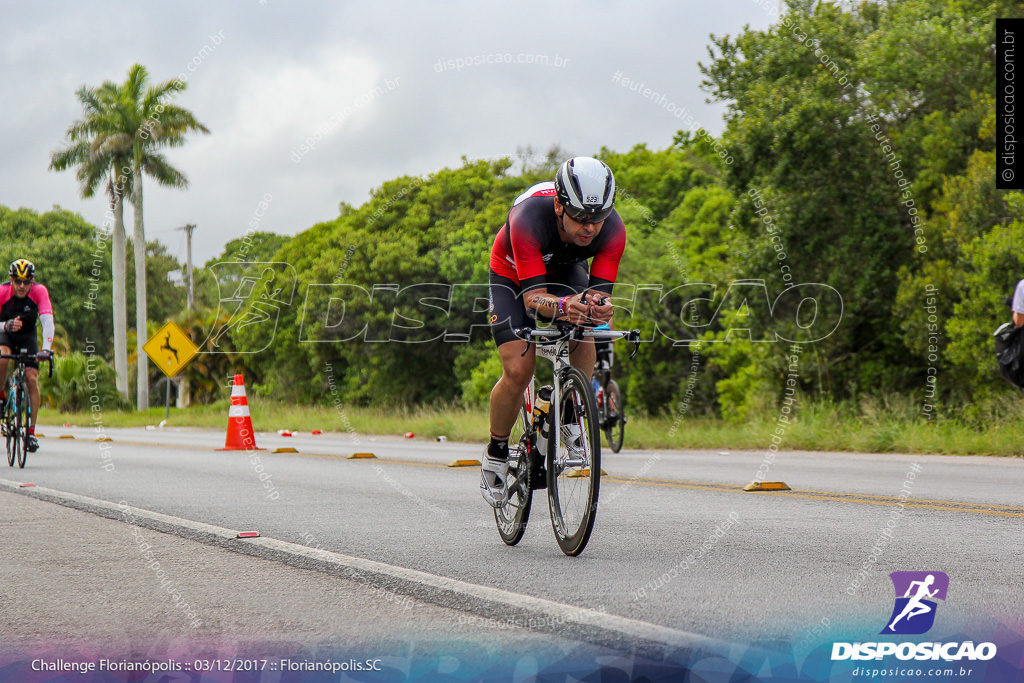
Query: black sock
xmin=488 ymin=438 xmax=508 ymax=459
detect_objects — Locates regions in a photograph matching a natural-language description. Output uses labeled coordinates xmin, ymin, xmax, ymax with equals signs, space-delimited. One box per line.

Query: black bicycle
xmin=592 ymin=334 xmax=625 ymax=453
xmin=494 ymin=323 xmax=640 ymax=556
xmin=2 ymin=351 xmax=52 ymax=468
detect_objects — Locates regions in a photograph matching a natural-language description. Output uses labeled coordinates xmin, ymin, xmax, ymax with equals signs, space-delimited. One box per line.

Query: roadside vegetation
xmin=14 ymin=0 xmax=1024 ymax=459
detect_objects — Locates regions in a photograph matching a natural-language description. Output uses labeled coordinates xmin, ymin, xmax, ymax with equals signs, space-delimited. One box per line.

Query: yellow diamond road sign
xmin=143 ymin=321 xmax=198 ymax=378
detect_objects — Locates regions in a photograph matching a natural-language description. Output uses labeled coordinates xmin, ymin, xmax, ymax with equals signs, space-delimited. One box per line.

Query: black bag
xmin=994 ymin=321 xmax=1024 ymax=389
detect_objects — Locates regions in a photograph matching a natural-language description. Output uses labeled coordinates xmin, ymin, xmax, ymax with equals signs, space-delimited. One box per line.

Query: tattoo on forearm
xmin=528 ymin=294 xmax=559 ymax=315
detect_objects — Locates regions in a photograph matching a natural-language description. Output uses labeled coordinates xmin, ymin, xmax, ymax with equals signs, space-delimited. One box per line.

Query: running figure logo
xmin=200 ymin=262 xmax=297 ymax=354
xmin=881 ymin=571 xmax=949 ymax=635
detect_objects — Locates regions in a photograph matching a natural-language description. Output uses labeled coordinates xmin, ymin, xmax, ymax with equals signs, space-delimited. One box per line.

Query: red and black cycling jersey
xmin=489 ymin=181 xmax=626 ymax=294
xmin=0 ymin=282 xmax=53 ymax=332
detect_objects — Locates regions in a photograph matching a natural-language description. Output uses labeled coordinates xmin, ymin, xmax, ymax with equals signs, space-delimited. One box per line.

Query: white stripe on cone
xmin=229 ymin=405 xmax=251 ymax=418
xmin=231 ymin=385 xmax=248 ymax=398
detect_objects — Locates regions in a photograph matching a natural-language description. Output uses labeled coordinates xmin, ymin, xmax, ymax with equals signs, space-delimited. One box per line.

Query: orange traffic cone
xmin=217 ymin=374 xmax=263 ymax=451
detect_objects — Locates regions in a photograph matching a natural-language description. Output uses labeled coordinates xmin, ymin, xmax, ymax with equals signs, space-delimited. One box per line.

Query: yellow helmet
xmin=9 ymin=259 xmax=35 ymax=280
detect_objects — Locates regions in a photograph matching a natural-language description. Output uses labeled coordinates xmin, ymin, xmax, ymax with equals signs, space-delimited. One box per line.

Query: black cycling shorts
xmin=489 ymin=262 xmax=589 ymax=348
xmin=0 ymin=331 xmax=38 ymax=369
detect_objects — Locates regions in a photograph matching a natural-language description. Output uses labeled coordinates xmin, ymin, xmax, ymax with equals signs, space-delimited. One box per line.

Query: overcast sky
xmin=0 ymin=1 xmax=775 ymax=266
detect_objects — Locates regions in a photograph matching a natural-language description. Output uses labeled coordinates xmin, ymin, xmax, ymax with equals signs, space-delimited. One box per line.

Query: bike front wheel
xmin=605 ymin=379 xmax=625 ymax=454
xmin=547 ymin=366 xmax=601 ymax=556
xmin=494 ymin=402 xmax=534 ymax=546
xmin=16 ymin=383 xmax=28 ymax=468
xmin=4 ymin=398 xmax=14 ymax=468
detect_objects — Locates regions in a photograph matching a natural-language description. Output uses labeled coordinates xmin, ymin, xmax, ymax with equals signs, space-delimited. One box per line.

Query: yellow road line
xmin=602 ymin=476 xmax=1024 ymax=518
xmin=56 ymin=439 xmax=1023 ymax=517
xmin=793 ymin=487 xmax=1024 ymax=511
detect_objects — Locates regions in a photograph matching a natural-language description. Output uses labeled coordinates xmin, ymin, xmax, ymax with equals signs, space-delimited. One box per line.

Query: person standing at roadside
xmin=1013 ymin=278 xmax=1024 ymax=327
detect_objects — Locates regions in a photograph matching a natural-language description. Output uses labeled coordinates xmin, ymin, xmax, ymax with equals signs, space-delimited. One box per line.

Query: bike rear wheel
xmin=494 ymin=402 xmax=534 ymax=545
xmin=547 ymin=366 xmax=601 ymax=556
xmin=605 ymin=379 xmax=625 ymax=453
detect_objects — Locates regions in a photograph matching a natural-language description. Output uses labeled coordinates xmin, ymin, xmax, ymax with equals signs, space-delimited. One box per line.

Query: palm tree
xmin=50 ymin=81 xmax=132 ymax=401
xmin=123 ymin=65 xmax=209 ymax=409
xmin=55 ymin=64 xmax=208 ymax=410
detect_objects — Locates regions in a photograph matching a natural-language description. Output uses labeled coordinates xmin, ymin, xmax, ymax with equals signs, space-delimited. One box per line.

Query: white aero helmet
xmin=554 ymin=157 xmax=616 ymax=223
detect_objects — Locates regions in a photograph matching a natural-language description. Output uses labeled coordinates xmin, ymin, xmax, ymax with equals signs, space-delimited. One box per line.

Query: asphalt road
xmin=1 ymin=424 xmax=1022 ymax=679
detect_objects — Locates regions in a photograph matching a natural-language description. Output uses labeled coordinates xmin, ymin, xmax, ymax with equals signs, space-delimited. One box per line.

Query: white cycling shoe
xmin=480 ymin=447 xmax=510 ymax=508
xmin=560 ymin=423 xmax=583 ymax=449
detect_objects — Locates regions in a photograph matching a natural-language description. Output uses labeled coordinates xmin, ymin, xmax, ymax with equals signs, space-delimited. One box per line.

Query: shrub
xmin=40 ymin=352 xmax=130 ymax=413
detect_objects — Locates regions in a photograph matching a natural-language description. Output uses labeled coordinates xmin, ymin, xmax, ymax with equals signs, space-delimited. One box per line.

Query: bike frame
xmin=3 ymin=354 xmax=30 ymax=406
xmin=517 ymin=323 xmax=640 ymax=458
xmin=493 ymin=322 xmax=640 ymax=554
xmin=1 ymin=350 xmax=53 ymax=425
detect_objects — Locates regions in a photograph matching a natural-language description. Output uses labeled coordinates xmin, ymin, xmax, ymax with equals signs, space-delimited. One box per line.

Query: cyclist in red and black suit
xmin=481 ymin=157 xmax=625 ymax=507
xmin=0 ymin=259 xmax=55 ymax=453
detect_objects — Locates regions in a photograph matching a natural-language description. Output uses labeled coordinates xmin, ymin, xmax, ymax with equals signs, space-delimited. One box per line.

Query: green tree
xmin=601 ymin=140 xmax=734 ymax=415
xmin=0 ymin=206 xmax=115 ymax=357
xmin=233 ymin=159 xmax=520 ymax=406
xmin=702 ymin=2 xmax=907 ymax=412
xmin=126 ymin=241 xmax=187 ymax=328
xmin=0 ymin=206 xmax=191 ymax=373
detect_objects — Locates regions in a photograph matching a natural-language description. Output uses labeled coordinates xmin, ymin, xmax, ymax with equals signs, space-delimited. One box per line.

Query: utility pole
xmin=180 ymin=223 xmax=196 ymax=312
xmin=176 ymin=223 xmax=196 ymax=409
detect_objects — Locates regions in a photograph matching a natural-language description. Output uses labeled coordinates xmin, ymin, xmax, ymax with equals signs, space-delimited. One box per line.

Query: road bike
xmin=2 ymin=351 xmax=52 ymax=469
xmin=592 ymin=332 xmax=625 ymax=453
xmin=493 ymin=323 xmax=640 ymax=556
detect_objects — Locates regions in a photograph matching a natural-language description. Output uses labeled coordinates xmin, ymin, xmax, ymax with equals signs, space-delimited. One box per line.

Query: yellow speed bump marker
xmin=448 ymin=459 xmax=481 ymax=468
xmin=59 ymin=435 xmax=75 ymax=440
xmin=273 ymin=447 xmax=298 ymax=453
xmin=567 ymin=468 xmax=608 ymax=478
xmin=347 ymin=452 xmax=377 ymax=459
xmin=743 ymin=481 xmax=791 ymax=492
xmin=96 ymin=436 xmax=112 ymax=442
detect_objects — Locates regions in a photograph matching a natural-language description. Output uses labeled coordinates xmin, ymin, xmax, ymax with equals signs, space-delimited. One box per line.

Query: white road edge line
xmin=0 ymin=478 xmax=741 ymax=658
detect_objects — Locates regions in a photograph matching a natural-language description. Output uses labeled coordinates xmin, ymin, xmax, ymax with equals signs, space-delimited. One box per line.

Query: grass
xmin=43 ymin=398 xmax=1024 ymax=457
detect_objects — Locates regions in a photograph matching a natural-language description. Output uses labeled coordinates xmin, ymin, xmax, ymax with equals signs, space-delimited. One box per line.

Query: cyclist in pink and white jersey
xmin=0 ymin=259 xmax=55 ymax=453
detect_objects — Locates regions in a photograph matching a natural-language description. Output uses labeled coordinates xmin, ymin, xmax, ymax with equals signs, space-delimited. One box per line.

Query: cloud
xmin=0 ymin=0 xmax=772 ymax=263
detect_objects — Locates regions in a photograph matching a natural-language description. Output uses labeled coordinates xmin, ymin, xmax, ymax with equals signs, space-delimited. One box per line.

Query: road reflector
xmin=236 ymin=531 xmax=260 ymax=539
xmin=95 ymin=436 xmax=112 ymax=442
xmin=348 ymin=452 xmax=377 ymax=459
xmin=59 ymin=435 xmax=75 ymax=440
xmin=19 ymin=483 xmax=36 ymax=488
xmin=448 ymin=459 xmax=481 ymax=468
xmin=743 ymin=481 xmax=791 ymax=491
xmin=273 ymin=447 xmax=298 ymax=453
